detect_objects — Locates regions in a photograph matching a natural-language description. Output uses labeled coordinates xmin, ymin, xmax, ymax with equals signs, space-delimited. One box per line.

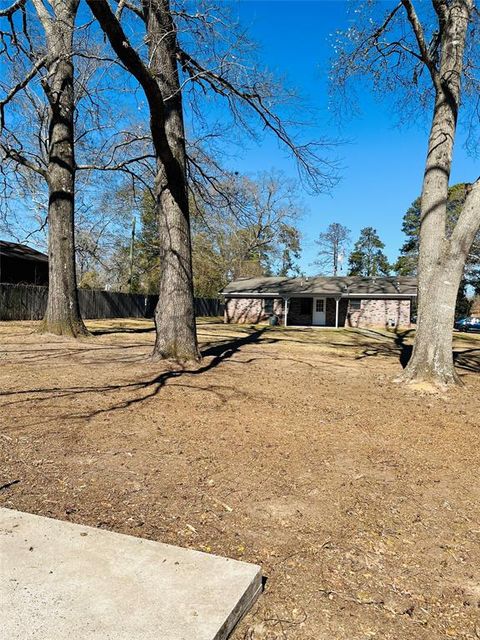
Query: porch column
xmin=284 ymin=297 xmax=290 ymax=327
xmin=335 ymin=297 xmax=340 ymax=328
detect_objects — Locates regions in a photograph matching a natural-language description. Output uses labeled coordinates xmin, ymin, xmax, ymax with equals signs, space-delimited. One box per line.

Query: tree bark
xmin=38 ymin=0 xmax=88 ymax=337
xmin=400 ymin=0 xmax=477 ymax=388
xmin=402 ymin=255 xmax=465 ymax=386
xmin=146 ymin=0 xmax=200 ymax=361
xmin=401 ymin=177 xmax=480 ymax=386
xmin=86 ymin=0 xmax=199 ymax=360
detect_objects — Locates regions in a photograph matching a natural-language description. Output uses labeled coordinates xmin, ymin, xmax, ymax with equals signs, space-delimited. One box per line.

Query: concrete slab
xmin=0 ymin=508 xmax=262 ymax=640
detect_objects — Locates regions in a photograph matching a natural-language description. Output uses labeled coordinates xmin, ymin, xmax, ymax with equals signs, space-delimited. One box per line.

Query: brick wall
xmin=347 ymin=299 xmax=411 ymax=328
xmin=325 ymin=298 xmax=349 ymax=327
xmin=225 ymin=296 xmax=412 ymax=328
xmin=225 ymin=297 xmax=284 ymax=324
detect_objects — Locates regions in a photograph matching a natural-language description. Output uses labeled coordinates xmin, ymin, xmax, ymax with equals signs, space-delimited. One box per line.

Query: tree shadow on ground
xmin=0 ymin=328 xmax=272 ymax=422
xmin=90 ymin=325 xmax=155 ymax=336
xmin=89 ymin=317 xmax=224 ymax=337
xmin=200 ymin=327 xmax=271 ymax=359
xmin=356 ymin=329 xmax=480 ymax=373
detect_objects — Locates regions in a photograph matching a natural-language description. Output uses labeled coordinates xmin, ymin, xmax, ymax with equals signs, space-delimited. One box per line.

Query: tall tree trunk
xmin=400 ymin=0 xmax=477 ymax=387
xmin=145 ymin=0 xmax=199 ymax=361
xmin=38 ymin=0 xmax=87 ymax=337
xmin=86 ymin=0 xmax=199 ymax=360
xmin=154 ymin=181 xmax=199 ymax=361
xmin=403 ymin=255 xmax=465 ymax=385
xmin=404 ymin=178 xmax=480 ymax=386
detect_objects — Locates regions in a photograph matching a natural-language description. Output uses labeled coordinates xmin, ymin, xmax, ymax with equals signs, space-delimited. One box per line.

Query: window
xmin=300 ymin=298 xmax=311 ymax=314
xmin=264 ymin=298 xmax=274 ymax=313
xmin=349 ymin=299 xmax=362 ymax=310
xmin=315 ymin=299 xmax=324 ymax=313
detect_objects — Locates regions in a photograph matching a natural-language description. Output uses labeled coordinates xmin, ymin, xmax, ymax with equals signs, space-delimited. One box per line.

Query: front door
xmin=313 ymin=297 xmax=326 ymax=325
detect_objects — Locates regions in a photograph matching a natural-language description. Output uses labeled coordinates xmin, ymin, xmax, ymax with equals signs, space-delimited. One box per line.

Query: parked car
xmin=454 ymin=316 xmax=480 ymax=332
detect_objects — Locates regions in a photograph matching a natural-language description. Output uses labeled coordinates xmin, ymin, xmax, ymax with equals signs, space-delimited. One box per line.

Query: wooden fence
xmin=0 ymin=284 xmax=223 ymax=321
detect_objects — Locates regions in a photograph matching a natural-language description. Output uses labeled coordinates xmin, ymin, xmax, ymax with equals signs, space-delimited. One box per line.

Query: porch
xmin=285 ymin=296 xmax=349 ymax=328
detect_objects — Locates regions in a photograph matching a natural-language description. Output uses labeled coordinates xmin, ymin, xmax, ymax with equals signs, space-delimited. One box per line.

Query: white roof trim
xmin=226 ymin=292 xmax=280 ymax=297
xmin=346 ymin=293 xmax=416 ymax=298
xmin=224 ymin=292 xmax=416 ymax=299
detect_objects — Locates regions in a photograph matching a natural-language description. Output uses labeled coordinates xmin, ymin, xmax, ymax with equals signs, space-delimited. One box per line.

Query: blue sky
xmin=2 ymin=1 xmax=477 ymax=275
xmin=226 ymin=0 xmax=479 ymax=274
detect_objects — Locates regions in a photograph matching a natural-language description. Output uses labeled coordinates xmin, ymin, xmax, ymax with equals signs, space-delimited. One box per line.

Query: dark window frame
xmin=349 ymin=298 xmax=362 ymax=310
xmin=263 ymin=298 xmax=274 ymax=313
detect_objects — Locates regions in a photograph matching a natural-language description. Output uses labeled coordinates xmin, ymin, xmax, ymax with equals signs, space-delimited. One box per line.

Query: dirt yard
xmin=1 ymin=319 xmax=479 ymax=640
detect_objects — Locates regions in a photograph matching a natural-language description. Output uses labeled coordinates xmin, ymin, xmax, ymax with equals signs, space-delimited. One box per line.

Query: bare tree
xmin=1 ymin=3 xmax=154 ymax=335
xmin=85 ymin=0 xmax=334 ymax=362
xmin=118 ymin=170 xmax=303 ymax=297
xmin=85 ymin=0 xmax=201 ymax=361
xmin=333 ymin=0 xmax=480 ymax=388
xmin=1 ymin=0 xmax=88 ymax=336
xmin=314 ymin=222 xmax=351 ymax=275
xmin=193 ymin=171 xmax=303 ymax=287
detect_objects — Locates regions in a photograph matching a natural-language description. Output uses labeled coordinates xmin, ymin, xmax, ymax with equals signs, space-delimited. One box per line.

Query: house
xmin=222 ymin=275 xmax=417 ymax=329
xmin=0 ymin=240 xmax=49 ymax=285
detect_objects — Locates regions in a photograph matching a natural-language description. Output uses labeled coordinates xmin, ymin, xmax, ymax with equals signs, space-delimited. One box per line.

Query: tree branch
xmin=112 ymin=0 xmax=144 ymax=20
xmin=0 ymin=0 xmax=25 ymax=18
xmin=84 ymin=0 xmax=180 ymax=182
xmin=1 ymin=142 xmax=47 ymax=178
xmin=401 ymin=0 xmax=439 ymax=85
xmin=30 ymin=0 xmax=53 ymax=36
xmin=450 ymin=178 xmax=480 ymax=256
xmin=0 ymin=55 xmax=47 ymax=130
xmin=432 ymin=0 xmax=448 ymax=28
xmin=177 ymin=47 xmax=334 ymax=189
xmin=77 ymin=153 xmax=155 ymax=171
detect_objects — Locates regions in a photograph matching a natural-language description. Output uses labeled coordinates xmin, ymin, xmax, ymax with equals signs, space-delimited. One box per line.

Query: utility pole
xmin=128 ymin=216 xmax=136 ymax=293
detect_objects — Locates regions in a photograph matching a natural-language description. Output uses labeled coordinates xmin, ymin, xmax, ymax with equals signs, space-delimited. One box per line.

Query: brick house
xmin=222 ymin=276 xmax=417 ymax=329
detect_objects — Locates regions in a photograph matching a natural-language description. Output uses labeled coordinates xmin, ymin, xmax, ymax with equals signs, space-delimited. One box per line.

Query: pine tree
xmin=348 ymin=227 xmax=390 ymax=277
xmin=395 ymin=184 xmax=480 ymax=317
xmin=395 ymin=184 xmax=480 ymax=294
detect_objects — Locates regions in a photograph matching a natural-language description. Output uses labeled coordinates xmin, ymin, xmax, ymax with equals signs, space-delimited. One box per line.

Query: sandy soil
xmin=1 ymin=319 xmax=479 ymax=640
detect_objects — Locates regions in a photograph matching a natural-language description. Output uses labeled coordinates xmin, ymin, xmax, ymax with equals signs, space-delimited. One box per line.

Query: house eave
xmin=223 ymin=291 xmax=417 ymax=299
xmin=222 ymin=291 xmax=281 ymax=297
xmin=0 ymin=251 xmax=48 ymax=264
xmin=345 ymin=293 xmax=417 ymax=298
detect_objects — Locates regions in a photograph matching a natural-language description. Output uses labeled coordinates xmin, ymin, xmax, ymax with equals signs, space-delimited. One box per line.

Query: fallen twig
xmin=0 ymin=479 xmax=20 ymax=491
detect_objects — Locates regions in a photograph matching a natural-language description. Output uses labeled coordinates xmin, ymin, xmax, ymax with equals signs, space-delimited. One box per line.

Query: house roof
xmin=0 ymin=240 xmax=48 ymax=263
xmin=222 ymin=275 xmax=417 ymax=298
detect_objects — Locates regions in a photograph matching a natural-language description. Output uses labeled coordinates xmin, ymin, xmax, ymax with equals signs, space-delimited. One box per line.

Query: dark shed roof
xmin=222 ymin=276 xmax=417 ymax=297
xmin=0 ymin=240 xmax=48 ymax=263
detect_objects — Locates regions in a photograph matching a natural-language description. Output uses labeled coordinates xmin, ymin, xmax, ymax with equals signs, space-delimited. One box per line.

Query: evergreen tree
xmin=348 ymin=227 xmax=390 ymax=277
xmin=395 ymin=184 xmax=480 ymax=315
xmin=395 ymin=184 xmax=480 ymax=286
xmin=135 ymin=194 xmax=162 ymax=294
xmin=277 ymin=225 xmax=301 ymax=277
